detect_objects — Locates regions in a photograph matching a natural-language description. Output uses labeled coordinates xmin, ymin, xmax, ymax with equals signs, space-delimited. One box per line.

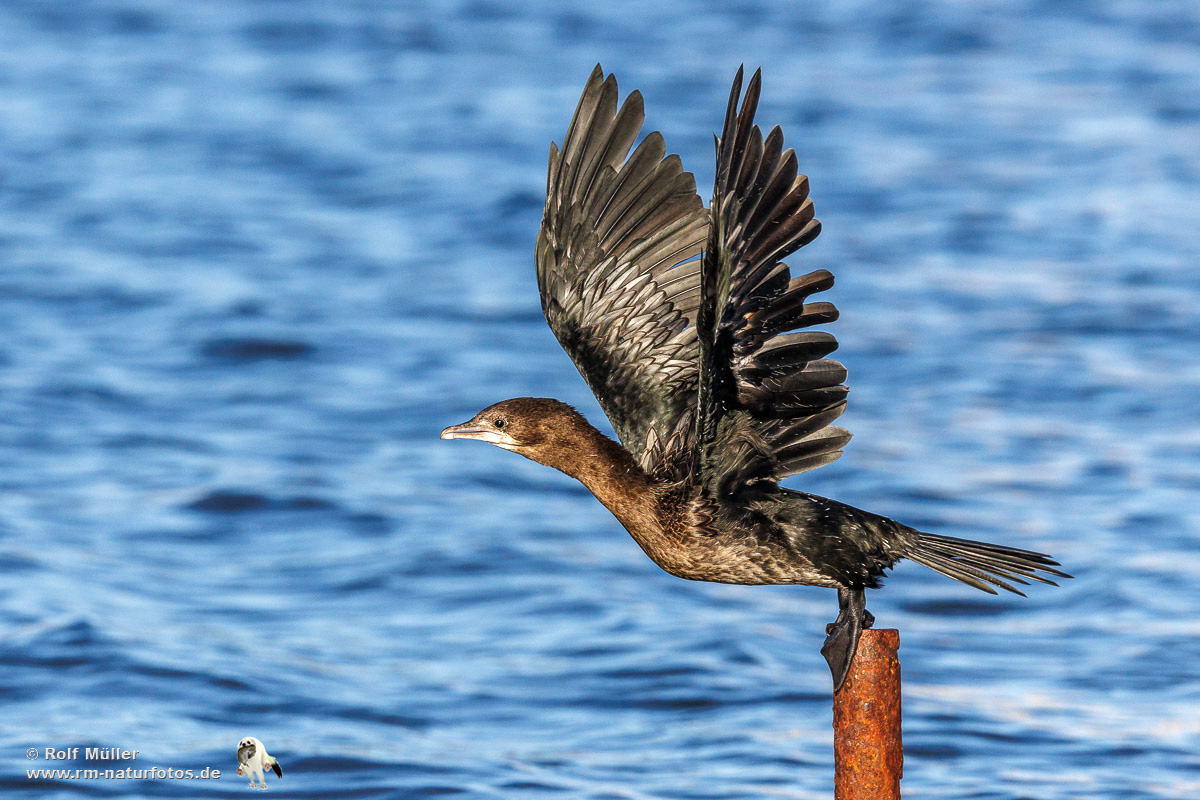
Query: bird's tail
xmin=906 ymin=531 xmax=1070 ymax=596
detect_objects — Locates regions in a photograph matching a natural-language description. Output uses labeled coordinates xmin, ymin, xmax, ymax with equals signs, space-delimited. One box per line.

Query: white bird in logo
xmin=236 ymin=736 xmax=282 ymax=789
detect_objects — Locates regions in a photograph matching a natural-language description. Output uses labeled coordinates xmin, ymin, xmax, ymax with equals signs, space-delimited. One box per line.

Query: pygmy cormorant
xmin=442 ymin=66 xmax=1068 ymax=691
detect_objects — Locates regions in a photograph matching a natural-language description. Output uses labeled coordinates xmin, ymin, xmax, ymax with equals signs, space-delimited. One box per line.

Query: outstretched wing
xmin=694 ymin=67 xmax=851 ymax=501
xmin=537 ymin=65 xmax=709 ymax=469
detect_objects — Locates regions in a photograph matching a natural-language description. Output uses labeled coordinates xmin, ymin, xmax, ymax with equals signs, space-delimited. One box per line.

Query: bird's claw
xmin=828 ymin=611 xmax=873 ymax=635
xmin=820 ymin=588 xmax=871 ymax=693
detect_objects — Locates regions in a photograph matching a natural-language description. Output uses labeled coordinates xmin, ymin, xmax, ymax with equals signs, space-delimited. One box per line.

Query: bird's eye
xmin=494 ymin=418 xmax=505 ymax=429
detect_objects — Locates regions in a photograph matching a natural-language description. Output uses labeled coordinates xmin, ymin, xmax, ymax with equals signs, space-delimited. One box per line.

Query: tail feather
xmin=907 ymin=532 xmax=1070 ymax=596
xmin=909 ymin=550 xmax=1013 ymax=595
xmin=921 ymin=541 xmax=1049 ymax=585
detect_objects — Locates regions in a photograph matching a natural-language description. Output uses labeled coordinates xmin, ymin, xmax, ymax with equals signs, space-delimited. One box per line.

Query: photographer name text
xmin=42 ymin=748 xmax=140 ymax=760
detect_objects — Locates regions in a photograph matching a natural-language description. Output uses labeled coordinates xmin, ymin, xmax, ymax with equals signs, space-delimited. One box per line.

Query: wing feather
xmin=539 ymin=66 xmax=849 ymax=490
xmin=695 ymin=67 xmax=851 ymax=499
xmin=537 ymin=66 xmax=707 ymax=469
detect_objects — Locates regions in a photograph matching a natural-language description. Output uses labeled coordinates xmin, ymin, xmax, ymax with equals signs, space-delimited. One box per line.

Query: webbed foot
xmin=820 ymin=588 xmax=872 ymax=693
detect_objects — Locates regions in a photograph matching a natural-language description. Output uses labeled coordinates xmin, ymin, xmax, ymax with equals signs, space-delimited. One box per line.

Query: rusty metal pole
xmin=833 ymin=628 xmax=902 ymax=800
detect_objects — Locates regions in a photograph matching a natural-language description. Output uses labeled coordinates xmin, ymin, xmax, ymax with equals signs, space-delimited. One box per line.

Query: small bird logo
xmin=236 ymin=736 xmax=282 ymax=790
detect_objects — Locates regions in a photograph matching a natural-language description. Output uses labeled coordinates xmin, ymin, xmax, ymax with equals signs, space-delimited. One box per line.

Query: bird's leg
xmin=820 ymin=587 xmax=873 ymax=693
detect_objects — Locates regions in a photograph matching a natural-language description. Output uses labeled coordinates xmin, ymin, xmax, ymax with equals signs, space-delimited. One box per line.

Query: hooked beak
xmin=441 ymin=421 xmax=481 ymax=440
xmin=441 ymin=421 xmax=501 ymax=443
xmin=440 ymin=421 xmax=518 ymax=450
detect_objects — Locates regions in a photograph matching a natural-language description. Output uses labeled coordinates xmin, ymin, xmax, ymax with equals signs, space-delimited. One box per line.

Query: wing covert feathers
xmin=537 ymin=66 xmax=708 ymax=471
xmin=696 ymin=67 xmax=849 ymax=499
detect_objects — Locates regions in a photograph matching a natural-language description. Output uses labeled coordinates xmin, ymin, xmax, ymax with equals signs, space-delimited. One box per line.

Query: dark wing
xmin=694 ymin=67 xmax=850 ymax=501
xmin=537 ymin=65 xmax=708 ymax=472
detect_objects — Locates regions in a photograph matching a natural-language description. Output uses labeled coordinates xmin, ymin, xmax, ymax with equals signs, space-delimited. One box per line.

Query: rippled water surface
xmin=2 ymin=1 xmax=1198 ymax=797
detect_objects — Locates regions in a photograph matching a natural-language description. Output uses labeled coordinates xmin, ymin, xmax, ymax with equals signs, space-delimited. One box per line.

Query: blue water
xmin=2 ymin=1 xmax=1197 ymax=797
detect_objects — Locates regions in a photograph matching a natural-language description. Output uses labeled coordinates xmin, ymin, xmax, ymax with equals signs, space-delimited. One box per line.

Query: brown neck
xmin=574 ymin=433 xmax=652 ymax=510
xmin=533 ymin=420 xmax=666 ymax=546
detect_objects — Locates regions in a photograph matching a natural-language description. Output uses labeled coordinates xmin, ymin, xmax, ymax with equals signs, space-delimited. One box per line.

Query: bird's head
xmin=441 ymin=397 xmax=590 ymax=471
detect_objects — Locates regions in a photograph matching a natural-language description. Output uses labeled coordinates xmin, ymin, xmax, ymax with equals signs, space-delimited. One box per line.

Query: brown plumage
xmin=442 ymin=66 xmax=1069 ymax=691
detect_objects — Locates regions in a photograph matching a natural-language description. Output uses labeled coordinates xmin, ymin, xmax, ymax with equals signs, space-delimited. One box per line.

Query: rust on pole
xmin=833 ymin=628 xmax=902 ymax=800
